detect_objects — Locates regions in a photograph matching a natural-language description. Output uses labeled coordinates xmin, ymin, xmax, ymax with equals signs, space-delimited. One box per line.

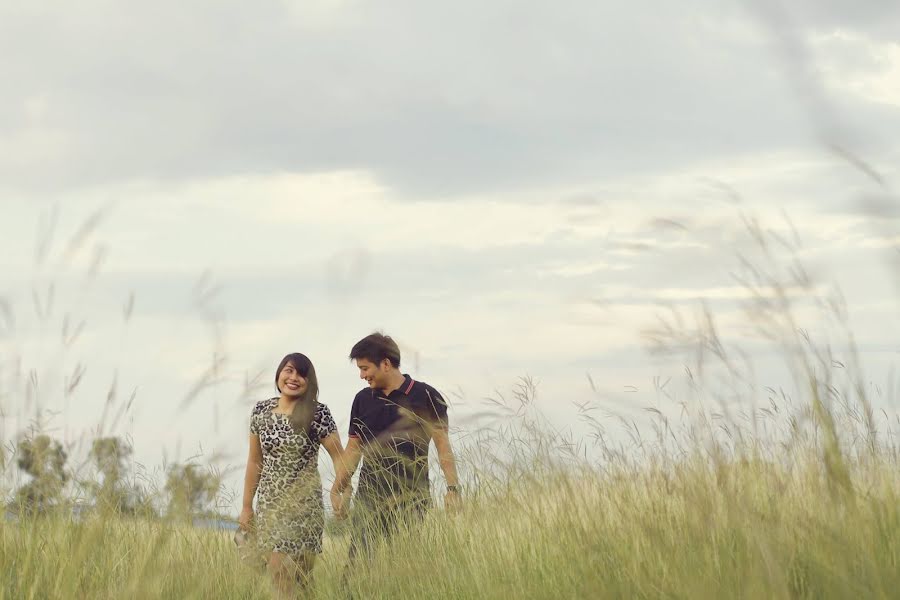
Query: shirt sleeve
xmin=315 ymin=403 xmax=338 ymax=440
xmin=425 ymin=387 xmax=449 ymax=429
xmin=348 ymin=393 xmax=362 ymax=439
xmin=249 ymin=401 xmax=262 ymax=435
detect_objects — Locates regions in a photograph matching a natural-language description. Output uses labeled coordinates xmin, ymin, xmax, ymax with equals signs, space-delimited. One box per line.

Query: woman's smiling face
xmin=277 ymin=361 xmax=308 ymax=397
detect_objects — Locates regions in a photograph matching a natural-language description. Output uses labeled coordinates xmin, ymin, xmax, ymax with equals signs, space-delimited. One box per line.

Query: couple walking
xmin=239 ymin=332 xmax=460 ymax=596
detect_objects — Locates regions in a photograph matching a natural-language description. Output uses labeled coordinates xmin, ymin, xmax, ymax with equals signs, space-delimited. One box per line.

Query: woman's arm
xmin=330 ymin=436 xmax=362 ymax=520
xmin=239 ymin=434 xmax=263 ymax=530
xmin=333 ymin=437 xmax=362 ymax=493
xmin=321 ymin=432 xmax=351 ymax=519
xmin=321 ymin=431 xmax=344 ymax=464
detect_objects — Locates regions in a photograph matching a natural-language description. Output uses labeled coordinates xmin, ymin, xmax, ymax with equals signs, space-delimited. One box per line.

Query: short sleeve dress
xmin=249 ymin=398 xmax=337 ymax=556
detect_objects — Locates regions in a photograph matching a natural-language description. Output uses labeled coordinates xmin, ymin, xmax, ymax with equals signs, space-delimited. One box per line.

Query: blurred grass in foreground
xmin=2 ymin=425 xmax=897 ymax=599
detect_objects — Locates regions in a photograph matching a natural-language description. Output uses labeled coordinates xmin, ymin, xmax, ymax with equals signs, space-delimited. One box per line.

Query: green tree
xmin=13 ymin=434 xmax=69 ymax=513
xmin=85 ymin=436 xmax=151 ymax=515
xmin=164 ymin=463 xmax=221 ymax=519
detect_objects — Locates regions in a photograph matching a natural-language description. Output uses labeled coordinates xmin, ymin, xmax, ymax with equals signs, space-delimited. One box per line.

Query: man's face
xmin=356 ymin=358 xmax=389 ymax=390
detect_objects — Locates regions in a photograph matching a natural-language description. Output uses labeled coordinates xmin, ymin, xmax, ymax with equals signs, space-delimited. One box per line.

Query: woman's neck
xmin=276 ymin=394 xmax=299 ymax=413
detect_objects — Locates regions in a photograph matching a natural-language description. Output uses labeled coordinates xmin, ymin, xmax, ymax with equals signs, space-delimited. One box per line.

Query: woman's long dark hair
xmin=275 ymin=353 xmax=319 ymax=436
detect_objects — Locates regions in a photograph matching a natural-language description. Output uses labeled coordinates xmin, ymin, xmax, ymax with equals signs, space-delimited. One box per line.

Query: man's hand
xmin=445 ymin=488 xmax=462 ymax=513
xmin=238 ymin=506 xmax=254 ymax=531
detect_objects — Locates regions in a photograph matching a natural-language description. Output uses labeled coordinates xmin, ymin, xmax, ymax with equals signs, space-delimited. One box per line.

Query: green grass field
xmin=3 ymin=438 xmax=897 ymax=599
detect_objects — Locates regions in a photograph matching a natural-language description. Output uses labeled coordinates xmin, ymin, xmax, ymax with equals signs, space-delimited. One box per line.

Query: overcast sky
xmin=2 ymin=1 xmax=899 ymax=511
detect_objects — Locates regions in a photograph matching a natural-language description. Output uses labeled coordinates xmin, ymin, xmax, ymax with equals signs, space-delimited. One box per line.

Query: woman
xmin=239 ymin=353 xmax=344 ymax=596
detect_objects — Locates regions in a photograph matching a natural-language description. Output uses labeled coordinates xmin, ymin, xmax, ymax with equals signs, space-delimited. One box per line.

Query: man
xmin=332 ymin=332 xmax=460 ymax=557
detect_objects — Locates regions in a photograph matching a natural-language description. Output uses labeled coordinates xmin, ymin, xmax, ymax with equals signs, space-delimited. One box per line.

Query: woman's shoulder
xmin=314 ymin=401 xmax=337 ymax=423
xmin=251 ymin=397 xmax=278 ymax=416
xmin=314 ymin=401 xmax=334 ymax=415
xmin=311 ymin=401 xmax=337 ymax=435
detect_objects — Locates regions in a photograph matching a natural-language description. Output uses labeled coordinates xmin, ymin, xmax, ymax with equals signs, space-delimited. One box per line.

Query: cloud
xmin=789 ymin=1 xmax=900 ymax=39
xmin=811 ymin=32 xmax=900 ymax=109
xmin=0 ymin=0 xmax=867 ymax=197
xmin=3 ymin=1 xmax=900 ymax=512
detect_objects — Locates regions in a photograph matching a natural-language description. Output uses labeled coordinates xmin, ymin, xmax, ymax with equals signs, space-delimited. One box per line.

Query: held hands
xmin=330 ymin=484 xmax=350 ymax=521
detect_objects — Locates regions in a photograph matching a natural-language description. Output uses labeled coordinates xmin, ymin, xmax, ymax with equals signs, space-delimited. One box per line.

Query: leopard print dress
xmin=250 ymin=398 xmax=337 ymax=556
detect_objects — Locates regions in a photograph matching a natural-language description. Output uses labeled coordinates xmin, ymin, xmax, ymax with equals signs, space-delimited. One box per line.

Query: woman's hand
xmin=330 ymin=485 xmax=348 ymax=520
xmin=239 ymin=506 xmax=254 ymax=531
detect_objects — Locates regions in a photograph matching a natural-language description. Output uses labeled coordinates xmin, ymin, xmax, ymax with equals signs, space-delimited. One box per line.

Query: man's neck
xmin=380 ymin=371 xmax=407 ymax=396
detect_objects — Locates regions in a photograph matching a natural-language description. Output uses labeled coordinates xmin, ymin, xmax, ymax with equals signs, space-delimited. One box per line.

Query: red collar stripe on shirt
xmin=404 ymin=378 xmax=415 ymax=394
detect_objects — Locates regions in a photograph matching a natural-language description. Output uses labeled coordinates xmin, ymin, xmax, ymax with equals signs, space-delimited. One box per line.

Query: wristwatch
xmin=446 ymin=484 xmax=460 ymax=493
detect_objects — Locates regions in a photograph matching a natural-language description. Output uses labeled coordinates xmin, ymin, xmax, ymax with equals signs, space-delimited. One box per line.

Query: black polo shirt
xmin=348 ymin=374 xmax=448 ymax=503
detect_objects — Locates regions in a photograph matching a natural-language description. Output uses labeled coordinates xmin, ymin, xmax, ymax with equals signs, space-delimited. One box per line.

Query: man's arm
xmin=432 ymin=427 xmax=461 ymax=510
xmin=334 ymin=393 xmax=363 ymax=503
xmin=432 ymin=428 xmax=459 ymax=488
xmin=424 ymin=386 xmax=460 ymax=509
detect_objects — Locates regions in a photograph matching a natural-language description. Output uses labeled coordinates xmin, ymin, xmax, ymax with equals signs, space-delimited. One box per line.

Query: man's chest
xmin=357 ymin=394 xmax=428 ymax=438
xmin=356 ymin=396 xmax=398 ymax=437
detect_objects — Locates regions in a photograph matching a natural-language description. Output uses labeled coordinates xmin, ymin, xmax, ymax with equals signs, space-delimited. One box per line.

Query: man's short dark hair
xmin=350 ymin=333 xmax=401 ymax=368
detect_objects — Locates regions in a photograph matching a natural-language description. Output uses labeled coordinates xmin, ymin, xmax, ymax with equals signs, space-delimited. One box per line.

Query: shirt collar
xmin=375 ymin=374 xmax=415 ymax=397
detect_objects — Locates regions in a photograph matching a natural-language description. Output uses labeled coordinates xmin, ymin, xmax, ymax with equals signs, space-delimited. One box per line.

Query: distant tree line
xmin=4 ymin=432 xmax=226 ymax=522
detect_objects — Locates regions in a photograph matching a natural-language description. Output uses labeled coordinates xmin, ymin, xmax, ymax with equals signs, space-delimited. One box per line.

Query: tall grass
xmin=2 ymin=450 xmax=897 ymax=598
xmin=2 ymin=391 xmax=898 ymax=600
xmin=3 ymin=266 xmax=899 ymax=597
xmin=0 ymin=516 xmax=270 ymax=599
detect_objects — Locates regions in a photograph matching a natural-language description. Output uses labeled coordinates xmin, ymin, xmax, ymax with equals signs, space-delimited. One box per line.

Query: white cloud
xmin=812 ymin=31 xmax=900 ymax=108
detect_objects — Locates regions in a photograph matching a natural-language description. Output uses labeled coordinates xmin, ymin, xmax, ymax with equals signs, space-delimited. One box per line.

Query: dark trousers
xmin=347 ymin=492 xmax=428 ymax=561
